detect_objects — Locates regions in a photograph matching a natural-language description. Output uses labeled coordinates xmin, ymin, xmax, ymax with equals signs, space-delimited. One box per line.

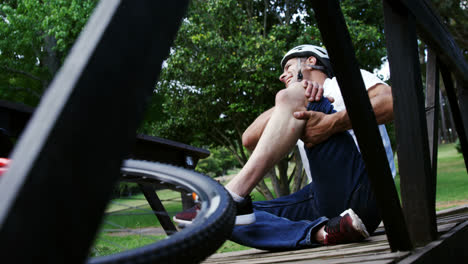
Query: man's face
xmin=279 ymin=58 xmax=301 ymax=88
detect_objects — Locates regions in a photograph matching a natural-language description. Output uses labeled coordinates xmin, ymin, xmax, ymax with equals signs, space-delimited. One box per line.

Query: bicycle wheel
xmin=88 ymin=159 xmax=235 ymax=264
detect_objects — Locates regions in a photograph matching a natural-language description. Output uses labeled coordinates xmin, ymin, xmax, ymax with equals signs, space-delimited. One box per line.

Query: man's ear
xmin=307 ymin=56 xmax=317 ymax=65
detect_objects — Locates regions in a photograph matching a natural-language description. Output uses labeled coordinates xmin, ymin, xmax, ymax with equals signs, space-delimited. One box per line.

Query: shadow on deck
xmin=204 ymin=205 xmax=468 ymax=264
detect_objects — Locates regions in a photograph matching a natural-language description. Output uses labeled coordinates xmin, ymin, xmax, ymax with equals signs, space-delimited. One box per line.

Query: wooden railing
xmin=311 ymin=0 xmax=468 ymax=251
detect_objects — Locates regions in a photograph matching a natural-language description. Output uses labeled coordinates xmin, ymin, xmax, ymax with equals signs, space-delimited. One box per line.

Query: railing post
xmin=382 ymin=0 xmax=437 ymax=246
xmin=425 ymin=49 xmax=440 ymax=212
xmin=439 ymin=64 xmax=468 ymax=173
xmin=310 ymin=0 xmax=412 ymax=251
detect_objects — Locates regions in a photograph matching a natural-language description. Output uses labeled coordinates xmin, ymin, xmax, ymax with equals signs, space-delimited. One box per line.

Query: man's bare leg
xmin=226 ymin=82 xmax=308 ymax=197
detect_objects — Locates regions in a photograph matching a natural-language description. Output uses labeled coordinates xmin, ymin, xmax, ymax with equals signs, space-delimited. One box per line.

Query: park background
xmin=1 ymin=0 xmax=467 ymax=256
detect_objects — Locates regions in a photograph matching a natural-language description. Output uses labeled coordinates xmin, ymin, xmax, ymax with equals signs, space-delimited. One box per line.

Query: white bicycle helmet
xmin=281 ymin=44 xmax=334 ymax=78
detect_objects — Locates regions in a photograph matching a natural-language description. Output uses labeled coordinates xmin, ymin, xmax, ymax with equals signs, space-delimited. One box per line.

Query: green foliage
xmin=196 ymin=147 xmax=240 ymax=177
xmin=0 ymin=0 xmax=97 ymax=106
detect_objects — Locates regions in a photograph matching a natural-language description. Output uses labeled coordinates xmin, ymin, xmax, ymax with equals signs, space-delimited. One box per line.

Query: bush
xmin=111 ymin=182 xmax=141 ymax=198
xmin=455 ymin=139 xmax=462 ymax=153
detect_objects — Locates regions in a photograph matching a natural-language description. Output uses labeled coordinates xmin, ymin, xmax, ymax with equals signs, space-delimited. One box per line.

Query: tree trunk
xmin=276 ymin=157 xmax=290 ymax=197
xmin=268 ymin=167 xmax=281 ymax=198
xmin=42 ymin=34 xmax=61 ymax=90
xmin=291 ymin=147 xmax=305 ymax=193
xmin=255 ymin=179 xmax=274 ymax=200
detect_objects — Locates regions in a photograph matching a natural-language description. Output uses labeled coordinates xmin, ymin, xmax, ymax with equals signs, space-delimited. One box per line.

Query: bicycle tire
xmin=88 ymin=159 xmax=235 ymax=264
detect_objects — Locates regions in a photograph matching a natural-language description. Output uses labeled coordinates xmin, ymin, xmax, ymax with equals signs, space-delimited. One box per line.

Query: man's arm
xmin=294 ymin=83 xmax=393 ymax=147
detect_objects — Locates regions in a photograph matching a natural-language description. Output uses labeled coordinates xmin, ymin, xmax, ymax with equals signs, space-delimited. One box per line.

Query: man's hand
xmin=301 ymin=80 xmax=335 ymax=103
xmin=293 ymin=110 xmax=336 ymax=148
xmin=302 ymin=80 xmax=323 ymax=102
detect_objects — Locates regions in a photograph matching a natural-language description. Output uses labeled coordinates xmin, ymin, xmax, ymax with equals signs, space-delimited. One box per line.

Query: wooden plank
xmin=382 ymin=0 xmax=437 ymax=246
xmin=436 ymin=205 xmax=468 ymax=217
xmin=396 ymin=0 xmax=468 ymax=88
xmin=398 ymin=220 xmax=468 ymax=263
xmin=439 ymin=63 xmax=468 ymax=173
xmin=0 ymin=1 xmax=189 ymax=263
xmin=204 ymin=244 xmax=392 ymax=264
xmin=425 ymin=49 xmax=439 ymax=212
xmin=205 ymin=238 xmax=390 ymax=263
xmin=295 ymin=251 xmax=409 ymax=264
xmin=309 ymin=0 xmax=412 ymax=252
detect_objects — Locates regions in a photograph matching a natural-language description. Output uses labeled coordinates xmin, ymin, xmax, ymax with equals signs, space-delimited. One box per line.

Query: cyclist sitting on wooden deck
xmin=175 ymin=44 xmax=395 ymax=250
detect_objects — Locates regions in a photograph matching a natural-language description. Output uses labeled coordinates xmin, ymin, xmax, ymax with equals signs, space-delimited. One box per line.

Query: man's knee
xmin=275 ymin=85 xmax=306 ymax=110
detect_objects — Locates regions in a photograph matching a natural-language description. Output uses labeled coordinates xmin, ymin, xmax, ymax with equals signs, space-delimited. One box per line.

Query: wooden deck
xmin=204 ymin=205 xmax=468 ymax=264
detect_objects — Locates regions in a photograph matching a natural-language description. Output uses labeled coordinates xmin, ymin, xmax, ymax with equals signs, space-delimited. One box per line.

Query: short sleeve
xmin=360 ymin=69 xmax=386 ymax=90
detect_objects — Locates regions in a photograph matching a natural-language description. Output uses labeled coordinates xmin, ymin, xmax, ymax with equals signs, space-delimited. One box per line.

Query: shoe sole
xmin=173 ymin=213 xmax=256 ymax=227
xmin=235 ymin=213 xmax=256 ymax=225
xmin=172 ymin=216 xmax=192 ymax=227
xmin=340 ymin=209 xmax=370 ymax=238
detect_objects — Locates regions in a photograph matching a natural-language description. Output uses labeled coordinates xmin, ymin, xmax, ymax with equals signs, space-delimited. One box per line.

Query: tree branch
xmin=209 ymin=129 xmax=246 ymax=166
xmin=233 ymin=118 xmax=248 ymax=162
xmin=5 ymin=85 xmax=41 ymax=98
xmin=1 ymin=66 xmax=44 ymax=83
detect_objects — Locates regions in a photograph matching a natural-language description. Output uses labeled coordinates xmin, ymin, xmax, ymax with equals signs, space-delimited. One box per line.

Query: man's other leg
xmin=231 ymin=184 xmax=327 ymax=250
xmin=304 ymin=98 xmax=381 ymax=235
xmin=226 ymin=82 xmax=308 ymax=197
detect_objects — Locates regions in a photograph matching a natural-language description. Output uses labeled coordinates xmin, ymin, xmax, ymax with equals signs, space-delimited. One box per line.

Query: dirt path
xmin=104 ymin=227 xmax=168 ymax=237
xmin=436 ymin=200 xmax=468 ymax=209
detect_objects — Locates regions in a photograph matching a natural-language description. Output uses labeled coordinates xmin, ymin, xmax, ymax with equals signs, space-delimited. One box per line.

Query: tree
xmin=0 ymin=0 xmax=97 ymax=106
xmin=431 ymin=0 xmax=468 ymax=59
xmin=196 ymin=147 xmax=240 ymax=178
xmin=151 ymin=0 xmax=388 ymax=199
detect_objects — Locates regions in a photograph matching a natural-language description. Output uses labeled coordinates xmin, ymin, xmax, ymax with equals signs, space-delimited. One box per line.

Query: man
xmin=175 ymin=44 xmax=395 ymax=249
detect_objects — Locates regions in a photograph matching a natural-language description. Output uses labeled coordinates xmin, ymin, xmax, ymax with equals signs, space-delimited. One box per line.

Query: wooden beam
xmin=397 ymin=0 xmax=468 ymax=88
xmin=310 ymin=0 xmax=412 ymax=251
xmin=425 ymin=49 xmax=439 ymax=211
xmin=0 ymin=0 xmax=189 ymax=263
xmin=398 ymin=220 xmax=468 ymax=264
xmin=383 ymin=0 xmax=437 ymax=246
xmin=457 ymin=82 xmax=468 ymax=157
xmin=439 ymin=64 xmax=468 ymax=173
xmin=439 ymin=90 xmax=449 ymax=143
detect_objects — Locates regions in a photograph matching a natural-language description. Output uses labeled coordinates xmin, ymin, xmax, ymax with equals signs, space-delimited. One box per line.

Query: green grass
xmin=91 ymin=233 xmax=165 ymax=257
xmin=393 ymin=143 xmax=467 ymax=210
xmin=434 ymin=144 xmax=468 ymax=203
xmin=101 ymin=189 xmax=183 ymax=229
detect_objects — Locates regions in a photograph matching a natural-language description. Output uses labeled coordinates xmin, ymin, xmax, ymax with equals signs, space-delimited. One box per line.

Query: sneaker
xmin=234 ymin=195 xmax=256 ymax=225
xmin=173 ymin=195 xmax=256 ymax=226
xmin=323 ymin=208 xmax=369 ymax=245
